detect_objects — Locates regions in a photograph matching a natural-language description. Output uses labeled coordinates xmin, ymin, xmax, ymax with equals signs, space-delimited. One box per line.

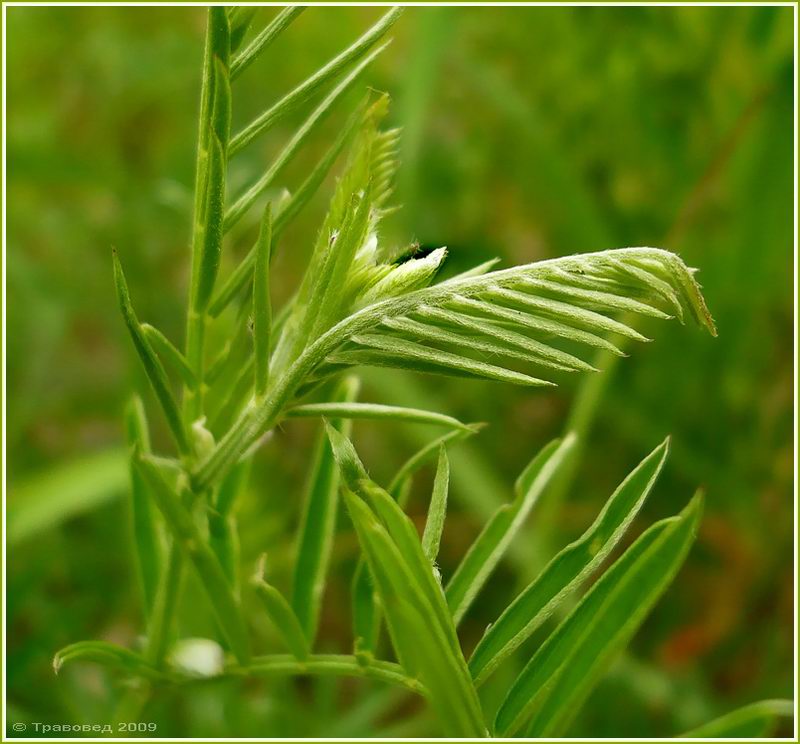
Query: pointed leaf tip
xmin=324 ymin=421 xmax=368 ymax=488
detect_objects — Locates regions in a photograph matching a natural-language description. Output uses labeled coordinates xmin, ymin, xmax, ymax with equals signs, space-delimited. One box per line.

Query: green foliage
xmin=10 ymin=5 xmax=786 ymax=739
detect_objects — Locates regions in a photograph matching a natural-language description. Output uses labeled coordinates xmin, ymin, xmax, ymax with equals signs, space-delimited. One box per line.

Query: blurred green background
xmin=6 ymin=5 xmax=795 ymax=738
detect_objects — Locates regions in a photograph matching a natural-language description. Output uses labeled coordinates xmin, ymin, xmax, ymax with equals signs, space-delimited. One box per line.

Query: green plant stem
xmin=225 ymin=654 xmax=425 ymax=695
xmin=145 ymin=541 xmax=184 ymax=668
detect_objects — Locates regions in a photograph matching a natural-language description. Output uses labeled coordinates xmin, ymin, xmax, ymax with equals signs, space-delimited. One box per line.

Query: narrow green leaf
xmin=229 ymin=7 xmax=401 ymax=155
xmin=446 ymin=434 xmax=577 ymax=625
xmin=421 ymin=446 xmax=449 ymax=563
xmin=287 ymin=402 xmax=472 ymax=431
xmin=415 ymin=305 xmax=596 ymax=372
xmin=253 ymin=556 xmax=310 ymax=661
xmin=346 ymin=334 xmax=555 ymax=387
xmin=135 ymin=454 xmax=251 ymax=665
xmin=386 ymin=427 xmax=482 ymax=498
xmin=124 ymin=397 xmax=161 ymax=621
xmin=227 ymin=7 xmax=259 ymax=54
xmin=141 ymin=324 xmax=198 ymax=389
xmin=343 ymin=489 xmax=486 ymax=737
xmin=208 ymin=102 xmax=365 ymax=318
xmin=680 ymin=700 xmax=794 ymax=738
xmin=253 ymin=203 xmax=272 ymax=399
xmin=54 ymin=641 xmax=167 ymax=682
xmin=112 ymin=250 xmax=190 ymax=456
xmin=469 ymin=438 xmax=670 ymax=684
xmin=225 ymin=45 xmax=385 ymax=232
xmin=230 ymin=7 xmax=303 ymax=80
xmin=291 ymin=376 xmax=360 ymax=644
xmin=495 ymin=494 xmax=703 ymax=737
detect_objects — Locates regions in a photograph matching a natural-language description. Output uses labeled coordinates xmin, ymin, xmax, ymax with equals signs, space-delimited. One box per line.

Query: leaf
xmin=135 ymin=454 xmax=251 ymax=665
xmin=253 ymin=556 xmax=310 ymax=661
xmin=224 ymin=44 xmax=387 ymax=232
xmin=386 ymin=426 xmax=482 ymax=498
xmin=7 ymin=448 xmax=127 ymax=546
xmin=445 ymin=434 xmax=577 ymax=625
xmin=53 ymin=641 xmax=167 ymax=682
xmin=229 ymin=7 xmax=401 ymax=155
xmin=112 ymin=250 xmax=190 ymax=456
xmin=342 ymin=489 xmax=486 ymax=737
xmin=680 ymin=700 xmax=794 ymax=738
xmin=124 ymin=397 xmax=161 ymax=620
xmin=253 ymin=203 xmax=273 ymax=399
xmin=141 ymin=324 xmax=197 ymax=389
xmin=421 ymin=446 xmax=449 ymax=562
xmin=227 ymin=7 xmax=259 ymax=54
xmin=208 ymin=102 xmax=366 ymax=318
xmin=286 ymin=402 xmax=473 ymax=431
xmin=230 ymin=7 xmax=304 ymax=80
xmin=291 ymin=376 xmax=360 ymax=644
xmin=468 ymin=437 xmax=670 ymax=685
xmin=495 ymin=494 xmax=703 ymax=737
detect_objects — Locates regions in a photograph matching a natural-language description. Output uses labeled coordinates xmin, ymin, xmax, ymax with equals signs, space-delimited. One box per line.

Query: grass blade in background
xmin=446 ymin=434 xmax=577 ymax=625
xmin=680 ymin=699 xmax=794 ymax=738
xmin=495 ymin=494 xmax=703 ymax=737
xmin=291 ymin=376 xmax=360 ymax=644
xmin=469 ymin=437 xmax=670 ymax=684
xmin=7 ymin=448 xmax=128 ymax=546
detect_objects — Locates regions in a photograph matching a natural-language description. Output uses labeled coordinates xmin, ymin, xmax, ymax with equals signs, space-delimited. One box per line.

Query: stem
xmin=225 ymin=654 xmax=425 ymax=695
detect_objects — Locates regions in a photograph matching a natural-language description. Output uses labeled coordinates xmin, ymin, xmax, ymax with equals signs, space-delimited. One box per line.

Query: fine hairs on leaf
xmin=50 ymin=8 xmax=747 ymax=739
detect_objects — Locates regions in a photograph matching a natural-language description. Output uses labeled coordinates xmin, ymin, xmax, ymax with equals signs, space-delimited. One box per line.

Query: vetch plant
xmin=53 ymin=7 xmax=792 ymax=738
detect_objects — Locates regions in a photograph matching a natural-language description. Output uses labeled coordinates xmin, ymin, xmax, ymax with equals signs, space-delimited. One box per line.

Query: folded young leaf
xmin=469 ymin=437 xmax=670 ymax=684
xmin=495 ymin=494 xmax=703 ymax=737
xmin=194 ymin=248 xmax=714 ymax=491
xmin=112 ymin=250 xmax=190 ymax=456
xmin=421 ymin=446 xmax=449 ymax=563
xmin=680 ymin=699 xmax=794 ymax=738
xmin=446 ymin=434 xmax=577 ymax=625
